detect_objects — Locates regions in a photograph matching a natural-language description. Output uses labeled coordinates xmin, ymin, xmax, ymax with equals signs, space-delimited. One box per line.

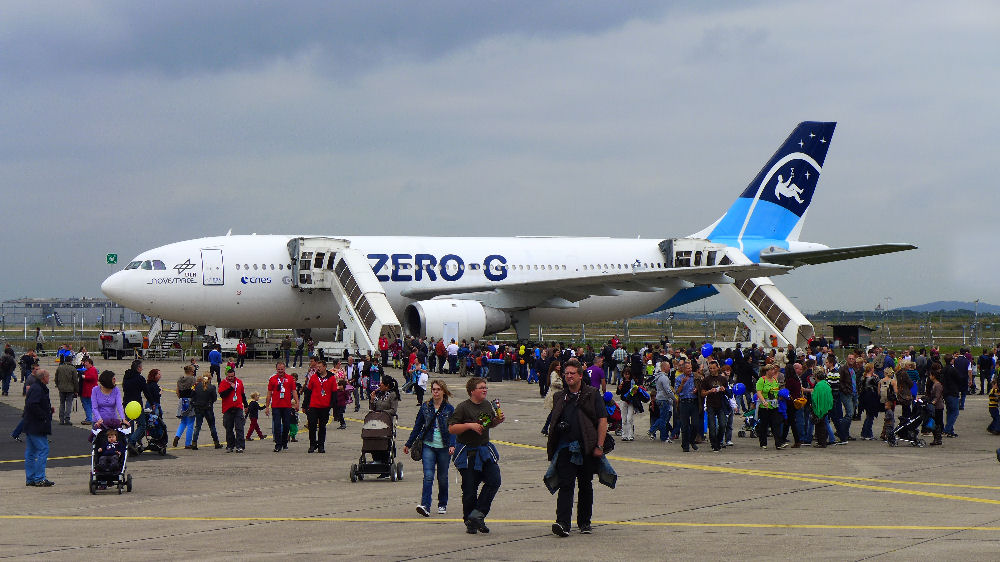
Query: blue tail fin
xmin=701 ymin=121 xmax=836 ymax=261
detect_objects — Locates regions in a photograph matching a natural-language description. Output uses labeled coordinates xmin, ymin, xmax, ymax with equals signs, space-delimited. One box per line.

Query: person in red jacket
xmin=378 ymin=336 xmax=390 ymax=367
xmin=306 ymin=360 xmax=338 ymax=453
xmin=218 ymin=368 xmax=247 ymax=453
xmin=236 ymin=339 xmax=248 ymax=368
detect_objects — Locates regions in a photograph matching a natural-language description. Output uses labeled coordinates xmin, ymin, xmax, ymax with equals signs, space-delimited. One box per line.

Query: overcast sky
xmin=2 ymin=1 xmax=998 ymax=313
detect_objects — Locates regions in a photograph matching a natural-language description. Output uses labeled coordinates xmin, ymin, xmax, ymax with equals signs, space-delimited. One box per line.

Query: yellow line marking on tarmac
xmin=7 ymin=418 xmax=999 ymax=507
xmin=1 ymin=514 xmax=1000 ymax=532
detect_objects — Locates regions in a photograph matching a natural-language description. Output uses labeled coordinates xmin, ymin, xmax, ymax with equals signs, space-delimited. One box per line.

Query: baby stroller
xmin=737 ymin=401 xmax=759 ymax=439
xmin=89 ymin=425 xmax=134 ymax=495
xmin=349 ymin=410 xmax=404 ymax=482
xmin=136 ymin=404 xmax=169 ymax=456
xmin=890 ymin=398 xmax=930 ymax=447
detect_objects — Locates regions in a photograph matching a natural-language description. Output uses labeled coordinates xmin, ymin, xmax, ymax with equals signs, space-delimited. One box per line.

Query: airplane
xmin=100 ymin=121 xmax=915 ymax=351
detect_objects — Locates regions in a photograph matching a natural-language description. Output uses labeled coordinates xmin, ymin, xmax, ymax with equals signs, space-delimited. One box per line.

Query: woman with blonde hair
xmin=191 ymin=373 xmax=221 ymax=450
xmin=404 ymin=379 xmax=456 ymax=516
xmin=173 ymin=365 xmax=197 ymax=449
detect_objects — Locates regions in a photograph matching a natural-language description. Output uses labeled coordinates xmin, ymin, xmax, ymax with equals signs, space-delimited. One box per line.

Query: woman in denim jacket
xmin=404 ymin=379 xmax=457 ymax=517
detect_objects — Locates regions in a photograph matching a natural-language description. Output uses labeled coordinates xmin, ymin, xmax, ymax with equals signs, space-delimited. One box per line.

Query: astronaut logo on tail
xmin=774 ymin=168 xmax=805 ymax=204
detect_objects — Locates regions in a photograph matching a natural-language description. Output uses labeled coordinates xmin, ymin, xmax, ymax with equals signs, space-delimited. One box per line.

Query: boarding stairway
xmin=145 ymin=318 xmax=185 ymax=358
xmin=660 ymin=238 xmax=813 ymax=348
xmin=287 ymin=237 xmax=401 ymax=354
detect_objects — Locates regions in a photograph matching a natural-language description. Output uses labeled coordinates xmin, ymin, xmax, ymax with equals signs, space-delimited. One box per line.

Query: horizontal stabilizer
xmin=758 ymin=243 xmax=916 ymax=268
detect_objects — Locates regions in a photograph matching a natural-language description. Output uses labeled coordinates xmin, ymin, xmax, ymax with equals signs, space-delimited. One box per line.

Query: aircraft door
xmin=202 ymin=249 xmax=224 ymax=286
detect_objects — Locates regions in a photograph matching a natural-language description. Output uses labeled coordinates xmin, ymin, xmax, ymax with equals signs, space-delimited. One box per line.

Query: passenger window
xmin=253 ymin=264 xmax=258 ymax=270
xmin=236 ymin=264 xmax=241 ymax=270
xmin=270 ymin=264 xmax=275 ymax=270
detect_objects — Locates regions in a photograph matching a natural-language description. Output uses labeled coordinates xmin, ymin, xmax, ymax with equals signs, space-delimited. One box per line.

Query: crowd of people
xmin=5 ymin=335 xmax=998 ymax=537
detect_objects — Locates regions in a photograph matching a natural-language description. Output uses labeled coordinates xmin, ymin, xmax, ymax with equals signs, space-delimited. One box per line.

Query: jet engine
xmin=403 ymin=299 xmax=511 ymax=340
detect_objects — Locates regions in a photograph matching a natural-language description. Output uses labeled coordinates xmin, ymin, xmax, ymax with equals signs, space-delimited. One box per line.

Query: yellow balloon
xmin=125 ymin=401 xmax=142 ymax=420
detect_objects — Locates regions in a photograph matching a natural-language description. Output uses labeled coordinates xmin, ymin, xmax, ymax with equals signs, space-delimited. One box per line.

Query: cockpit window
xmin=151 ymin=260 xmax=166 ymax=270
xmin=140 ymin=261 xmax=152 ymax=270
xmin=125 ymin=261 xmax=141 ymax=270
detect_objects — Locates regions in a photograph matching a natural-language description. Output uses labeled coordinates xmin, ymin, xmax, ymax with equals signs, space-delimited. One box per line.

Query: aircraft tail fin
xmin=693 ymin=121 xmax=837 ymax=260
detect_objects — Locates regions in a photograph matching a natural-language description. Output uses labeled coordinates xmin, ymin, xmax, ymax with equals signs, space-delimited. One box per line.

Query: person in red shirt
xmin=378 ymin=336 xmax=390 ymax=367
xmin=236 ymin=339 xmax=248 ymax=368
xmin=265 ymin=362 xmax=298 ymax=452
xmin=306 ymin=360 xmax=338 ymax=453
xmin=79 ymin=357 xmax=100 ymax=425
xmin=218 ymin=367 xmax=247 ymax=453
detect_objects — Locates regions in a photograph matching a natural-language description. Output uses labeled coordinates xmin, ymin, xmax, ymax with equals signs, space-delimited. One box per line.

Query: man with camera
xmin=547 ymin=358 xmax=608 ymax=537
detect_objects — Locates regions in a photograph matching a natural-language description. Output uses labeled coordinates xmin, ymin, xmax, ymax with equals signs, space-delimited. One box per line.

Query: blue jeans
xmin=1 ymin=372 xmax=10 ymax=394
xmin=81 ymin=397 xmax=93 ymax=422
xmin=272 ymin=407 xmax=293 ymax=447
xmin=649 ymin=400 xmax=672 ymax=441
xmin=838 ymin=393 xmax=855 ymax=435
xmin=944 ymin=395 xmax=960 ymax=434
xmin=803 ymin=409 xmax=814 ymax=443
xmin=24 ymin=433 xmax=49 ymax=483
xmin=420 ymin=445 xmax=451 ymax=509
xmin=830 ymin=393 xmax=848 ymax=442
xmin=706 ymin=406 xmax=727 ymax=449
xmin=175 ymin=415 xmax=195 ymax=446
xmin=861 ymin=412 xmax=879 ymax=439
xmin=990 ymin=408 xmax=1000 ymax=433
xmin=459 ymin=460 xmax=501 ymax=520
xmin=130 ymin=412 xmax=147 ymax=445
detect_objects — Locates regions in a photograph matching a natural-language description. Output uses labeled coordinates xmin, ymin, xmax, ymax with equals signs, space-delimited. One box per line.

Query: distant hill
xmin=895 ymin=301 xmax=1000 ymax=314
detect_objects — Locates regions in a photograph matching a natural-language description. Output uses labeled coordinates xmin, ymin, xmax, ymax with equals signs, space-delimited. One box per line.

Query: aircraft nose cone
xmin=101 ymin=272 xmax=128 ymax=303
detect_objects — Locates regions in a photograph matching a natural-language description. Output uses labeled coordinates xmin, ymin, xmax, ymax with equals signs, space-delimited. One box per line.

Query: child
xmin=188 ymin=357 xmax=200 ymax=376
xmin=96 ymin=431 xmax=125 ymax=472
xmin=226 ymin=357 xmax=237 ymax=375
xmin=245 ymin=392 xmax=267 ymax=441
xmin=988 ymin=380 xmax=1000 ymax=435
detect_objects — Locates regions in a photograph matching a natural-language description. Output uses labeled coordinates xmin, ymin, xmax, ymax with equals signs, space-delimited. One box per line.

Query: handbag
xmin=410 ymin=438 xmax=423 ymax=461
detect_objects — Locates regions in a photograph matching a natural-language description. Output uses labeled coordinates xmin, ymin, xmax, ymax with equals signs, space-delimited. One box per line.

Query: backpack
xmin=0 ymin=354 xmax=14 ymax=372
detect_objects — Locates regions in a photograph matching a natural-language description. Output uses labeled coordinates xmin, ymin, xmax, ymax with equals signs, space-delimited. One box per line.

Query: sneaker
xmin=465 ymin=520 xmax=478 ymax=534
xmin=834 ymin=440 xmax=848 ymax=446
xmin=862 ymin=437 xmax=874 ymax=441
xmin=945 ymin=433 xmax=959 ymax=438
xmin=647 ymin=432 xmax=656 ymax=440
xmin=579 ymin=524 xmax=592 ymax=534
xmin=416 ymin=505 xmax=430 ymax=517
xmin=776 ymin=442 xmax=789 ymax=450
xmin=760 ymin=445 xmax=767 ymax=450
xmin=35 ymin=479 xmax=55 ymax=487
xmin=726 ymin=441 xmax=734 ymax=446
xmin=247 ymin=437 xmax=254 ymax=441
xmin=438 ymin=506 xmax=447 ymax=515
xmin=691 ymin=443 xmax=698 ymax=451
xmin=236 ymin=448 xmax=244 ymax=453
xmin=552 ymin=522 xmax=570 ymax=537
xmin=226 ymin=448 xmax=234 ymax=453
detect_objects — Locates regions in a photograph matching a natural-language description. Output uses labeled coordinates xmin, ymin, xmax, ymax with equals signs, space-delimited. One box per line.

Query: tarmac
xmin=3 ymin=358 xmax=1000 ymax=561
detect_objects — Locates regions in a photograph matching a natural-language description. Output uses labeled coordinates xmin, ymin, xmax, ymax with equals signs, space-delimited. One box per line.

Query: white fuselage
xmin=101 ymin=235 xmax=683 ymax=329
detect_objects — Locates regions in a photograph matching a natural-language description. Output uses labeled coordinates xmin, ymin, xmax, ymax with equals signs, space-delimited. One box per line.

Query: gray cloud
xmin=1 ymin=1 xmax=998 ymax=313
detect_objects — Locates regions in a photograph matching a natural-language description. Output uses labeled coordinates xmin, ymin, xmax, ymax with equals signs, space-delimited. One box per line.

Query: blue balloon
xmin=725 ymin=358 xmax=734 ymax=366
xmin=701 ymin=343 xmax=714 ymax=358
xmin=733 ymin=382 xmax=746 ymax=396
xmin=778 ymin=388 xmax=790 ymax=400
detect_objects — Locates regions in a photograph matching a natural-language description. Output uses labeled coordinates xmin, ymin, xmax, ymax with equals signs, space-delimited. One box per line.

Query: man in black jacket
xmin=547 ymin=359 xmax=607 ymax=537
xmin=24 ymin=369 xmax=54 ymax=487
xmin=121 ymin=360 xmax=147 ymax=447
xmin=942 ymin=354 xmax=963 ymax=437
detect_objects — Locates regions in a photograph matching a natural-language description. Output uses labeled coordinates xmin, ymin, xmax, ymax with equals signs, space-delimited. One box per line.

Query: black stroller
xmin=130 ymin=405 xmax=168 ymax=456
xmin=89 ymin=425 xmax=134 ymax=494
xmin=349 ymin=410 xmax=404 ymax=482
xmin=890 ymin=398 xmax=930 ymax=447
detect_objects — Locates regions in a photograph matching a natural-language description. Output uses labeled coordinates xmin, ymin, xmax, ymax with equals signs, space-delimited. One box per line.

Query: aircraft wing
xmin=758 ymin=243 xmax=916 ymax=268
xmin=399 ymin=262 xmax=790 ymax=305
